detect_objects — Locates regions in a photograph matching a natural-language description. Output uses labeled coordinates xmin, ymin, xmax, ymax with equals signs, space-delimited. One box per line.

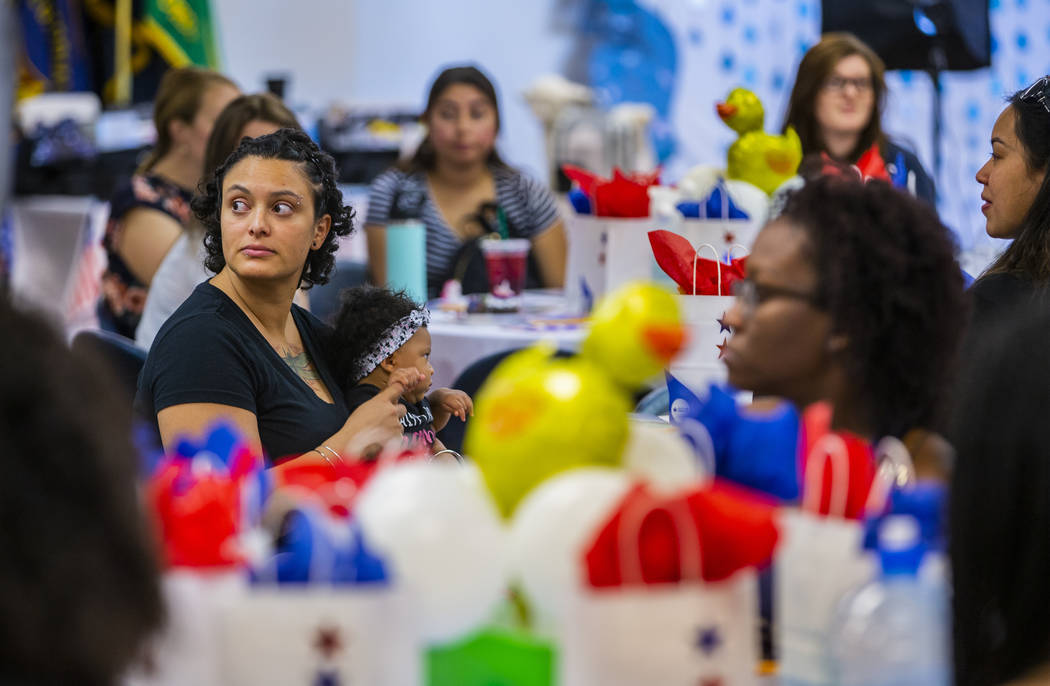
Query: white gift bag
xmin=658 ymin=178 xmax=765 ymax=284
xmin=775 ymin=434 xmax=915 ymax=686
xmin=671 ymin=180 xmax=765 ymax=261
xmin=565 ymin=214 xmax=659 ymax=305
xmin=560 ymin=491 xmax=759 ymax=686
xmin=668 ymin=243 xmax=742 ymax=391
xmin=675 ymin=216 xmax=762 ymax=257
xmin=218 ymin=586 xmax=420 ymax=686
xmin=125 ymin=569 xmax=247 ymax=686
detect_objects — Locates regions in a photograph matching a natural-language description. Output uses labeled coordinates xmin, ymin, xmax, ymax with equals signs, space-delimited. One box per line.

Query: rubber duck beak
xmin=642 ymin=323 xmax=688 ymax=365
xmin=716 ymin=102 xmax=737 ymax=121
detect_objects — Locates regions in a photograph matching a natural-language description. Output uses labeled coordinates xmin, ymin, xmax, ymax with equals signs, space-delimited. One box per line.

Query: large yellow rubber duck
xmin=716 ymin=87 xmax=802 ymax=196
xmin=465 ymin=283 xmax=686 ymax=517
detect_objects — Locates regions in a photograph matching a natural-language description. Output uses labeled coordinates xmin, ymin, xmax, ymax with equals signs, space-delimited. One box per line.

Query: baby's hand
xmin=388 ymin=367 xmax=425 ymax=394
xmin=429 ymin=388 xmax=474 ymax=421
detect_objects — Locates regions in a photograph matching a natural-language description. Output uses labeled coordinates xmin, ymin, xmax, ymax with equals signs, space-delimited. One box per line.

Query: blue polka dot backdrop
xmin=569 ymin=0 xmax=1050 ymax=273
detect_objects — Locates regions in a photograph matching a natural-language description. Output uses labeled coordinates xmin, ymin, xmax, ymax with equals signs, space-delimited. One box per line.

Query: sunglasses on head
xmin=1019 ymin=75 xmax=1050 ymax=114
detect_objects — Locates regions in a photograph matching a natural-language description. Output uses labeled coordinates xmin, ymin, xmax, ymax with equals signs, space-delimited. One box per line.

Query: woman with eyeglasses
xmin=783 ymin=33 xmax=935 ymax=205
xmin=722 ymin=175 xmax=966 ymax=478
xmin=970 ymin=76 xmax=1050 ymax=329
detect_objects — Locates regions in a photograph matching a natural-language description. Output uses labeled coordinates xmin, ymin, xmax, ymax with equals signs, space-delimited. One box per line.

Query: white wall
xmin=214 ymin=0 xmax=570 ymax=180
xmin=213 ymin=0 xmax=357 ymax=114
xmin=214 ymin=0 xmax=1050 ymax=267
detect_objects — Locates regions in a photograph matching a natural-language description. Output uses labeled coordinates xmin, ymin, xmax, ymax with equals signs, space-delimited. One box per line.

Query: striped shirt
xmin=365 ymin=166 xmax=560 ymax=286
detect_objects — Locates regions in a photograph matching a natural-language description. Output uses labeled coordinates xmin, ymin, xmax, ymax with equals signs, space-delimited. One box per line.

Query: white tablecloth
xmin=427 ymin=292 xmax=586 ymax=389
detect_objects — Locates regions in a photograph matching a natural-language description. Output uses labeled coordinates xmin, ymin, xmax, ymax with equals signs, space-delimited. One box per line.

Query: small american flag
xmin=65 ymin=202 xmax=107 ymax=329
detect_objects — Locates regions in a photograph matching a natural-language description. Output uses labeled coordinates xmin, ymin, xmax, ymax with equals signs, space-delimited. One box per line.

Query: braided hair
xmin=778 ymin=175 xmax=967 ymax=438
xmin=192 ymin=128 xmax=355 ymax=288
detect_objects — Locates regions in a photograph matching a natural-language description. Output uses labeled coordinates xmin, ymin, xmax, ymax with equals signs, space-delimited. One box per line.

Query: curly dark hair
xmin=779 ymin=175 xmax=967 ymax=438
xmin=0 ymin=302 xmax=163 ymax=684
xmin=330 ymin=285 xmax=424 ymax=389
xmin=192 ymin=127 xmax=355 ymax=289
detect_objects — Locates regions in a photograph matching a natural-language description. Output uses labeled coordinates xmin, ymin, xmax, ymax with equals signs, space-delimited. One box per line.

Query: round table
xmin=427 ymin=291 xmax=586 ymax=390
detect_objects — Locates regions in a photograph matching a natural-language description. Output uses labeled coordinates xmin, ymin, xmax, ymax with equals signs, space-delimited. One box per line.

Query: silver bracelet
xmin=431 ymin=449 xmax=463 ymax=462
xmin=317 ymin=444 xmax=342 ymax=463
xmin=312 ymin=447 xmax=336 ymax=467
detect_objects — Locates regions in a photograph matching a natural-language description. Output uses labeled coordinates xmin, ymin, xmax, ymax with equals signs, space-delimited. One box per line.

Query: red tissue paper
xmin=563 ymin=164 xmax=660 ymax=218
xmin=147 ymin=440 xmax=264 ymax=569
xmin=274 ymin=446 xmax=430 ymax=518
xmin=798 ymin=402 xmax=877 ymax=520
xmin=649 ymin=229 xmax=747 ymax=295
xmin=584 ymin=481 xmax=780 ymax=588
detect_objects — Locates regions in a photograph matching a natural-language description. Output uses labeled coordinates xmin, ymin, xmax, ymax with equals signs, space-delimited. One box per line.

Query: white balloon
xmin=508 ymin=468 xmax=632 ymax=630
xmin=355 ymin=461 xmax=508 ymax=642
xmin=622 ymin=419 xmax=706 ymax=492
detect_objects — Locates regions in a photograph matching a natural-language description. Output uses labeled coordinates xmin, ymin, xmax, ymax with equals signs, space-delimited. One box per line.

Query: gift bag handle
xmin=727 ymin=243 xmax=750 ymax=262
xmin=716 ymin=179 xmax=730 ymax=221
xmin=617 ymin=489 xmax=704 ymax=584
xmin=862 ymin=436 xmax=916 ymax=516
xmin=801 ymin=433 xmax=852 ymax=517
xmin=675 ymin=417 xmax=717 ymax=483
xmin=692 ymin=242 xmax=722 ymax=296
xmin=305 ymin=505 xmax=339 ymax=584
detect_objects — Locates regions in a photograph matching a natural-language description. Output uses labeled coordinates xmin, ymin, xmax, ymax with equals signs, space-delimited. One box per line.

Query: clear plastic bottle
xmin=828 ymin=515 xmax=951 ymax=686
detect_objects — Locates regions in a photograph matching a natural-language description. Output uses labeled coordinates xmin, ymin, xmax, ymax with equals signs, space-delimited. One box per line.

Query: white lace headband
xmin=352 ymin=307 xmax=431 ymax=383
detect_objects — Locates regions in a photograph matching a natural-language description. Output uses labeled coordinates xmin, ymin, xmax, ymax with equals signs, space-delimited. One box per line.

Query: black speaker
xmin=822 ymin=0 xmax=991 ymax=71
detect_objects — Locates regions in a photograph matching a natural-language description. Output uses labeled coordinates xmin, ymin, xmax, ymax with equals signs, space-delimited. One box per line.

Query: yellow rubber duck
xmin=465 ymin=283 xmax=686 ymax=517
xmin=716 ymin=87 xmax=802 ymax=196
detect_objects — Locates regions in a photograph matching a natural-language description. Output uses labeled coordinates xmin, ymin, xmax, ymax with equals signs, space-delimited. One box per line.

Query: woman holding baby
xmin=136 ymin=129 xmax=424 ymax=467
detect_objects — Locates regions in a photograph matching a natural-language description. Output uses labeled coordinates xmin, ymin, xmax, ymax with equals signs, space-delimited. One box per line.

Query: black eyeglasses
xmin=731 ymin=278 xmax=825 ymax=316
xmin=823 ymin=75 xmax=873 ymax=94
xmin=1019 ymin=75 xmax=1050 ymax=114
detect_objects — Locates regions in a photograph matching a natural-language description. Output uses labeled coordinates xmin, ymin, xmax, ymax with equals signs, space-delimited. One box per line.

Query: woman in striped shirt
xmin=365 ymin=65 xmax=566 ymax=295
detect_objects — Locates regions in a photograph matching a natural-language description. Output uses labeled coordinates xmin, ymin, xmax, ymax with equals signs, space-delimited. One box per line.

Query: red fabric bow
xmin=584 ymin=481 xmax=780 ymax=587
xmin=563 ymin=164 xmax=660 ymax=217
xmin=648 ymin=229 xmax=747 ymax=295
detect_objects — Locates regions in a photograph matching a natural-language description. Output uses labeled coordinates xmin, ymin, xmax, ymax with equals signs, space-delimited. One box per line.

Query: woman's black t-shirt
xmin=135 ymin=282 xmax=349 ymax=465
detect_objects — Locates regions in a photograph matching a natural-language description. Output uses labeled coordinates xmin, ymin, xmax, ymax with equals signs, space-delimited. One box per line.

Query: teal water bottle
xmin=386 ymin=188 xmax=427 ymax=304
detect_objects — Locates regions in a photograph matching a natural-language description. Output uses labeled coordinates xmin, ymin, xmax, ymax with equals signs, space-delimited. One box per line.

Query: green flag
xmin=141 ymin=0 xmax=218 ymax=68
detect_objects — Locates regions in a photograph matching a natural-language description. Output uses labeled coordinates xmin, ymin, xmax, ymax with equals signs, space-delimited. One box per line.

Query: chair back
xmin=71 ymin=328 xmax=147 ymax=400
xmin=309 ymin=259 xmax=368 ymax=324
